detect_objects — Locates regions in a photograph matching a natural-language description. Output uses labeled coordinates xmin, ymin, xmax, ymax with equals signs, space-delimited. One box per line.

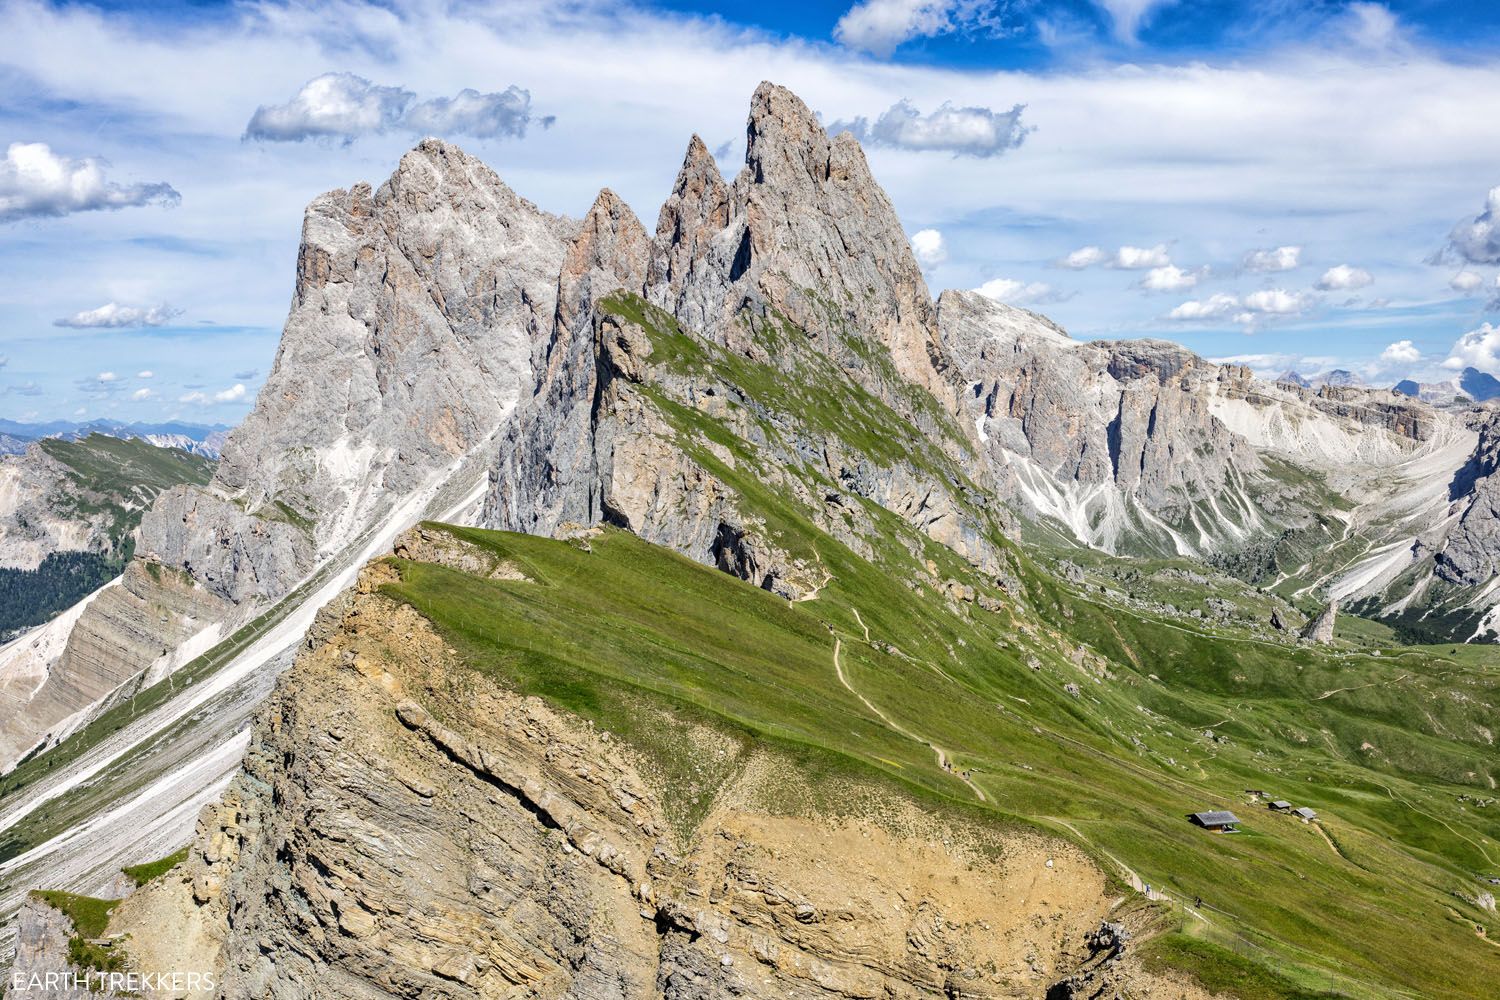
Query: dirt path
xmin=1315 ymin=672 xmax=1410 ymax=701
xmin=1309 ymin=820 xmax=1348 ymax=861
xmin=830 ymin=630 xmax=986 ymax=802
xmin=1045 ymin=817 xmax=1211 ymax=924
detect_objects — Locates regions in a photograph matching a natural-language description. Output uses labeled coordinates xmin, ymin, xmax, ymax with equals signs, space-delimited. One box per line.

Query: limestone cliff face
xmin=1437 ymin=411 xmax=1500 ymax=587
xmin=940 ymin=290 xmax=1266 ymax=554
xmin=648 ymin=83 xmax=961 ymax=420
xmin=485 ymin=87 xmax=1005 ymax=596
xmin=142 ymin=140 xmax=576 ymax=606
xmin=118 ymin=559 xmax=1155 ymax=999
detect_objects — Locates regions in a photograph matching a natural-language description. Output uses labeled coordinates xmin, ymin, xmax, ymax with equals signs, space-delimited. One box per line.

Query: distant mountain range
xmin=0 ymin=418 xmax=231 ymax=458
xmin=1394 ymin=366 xmax=1500 ymax=404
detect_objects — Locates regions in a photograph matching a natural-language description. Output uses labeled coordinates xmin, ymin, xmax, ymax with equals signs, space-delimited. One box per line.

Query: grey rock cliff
xmin=939 ymin=290 xmax=1264 ymax=553
xmin=143 ymin=139 xmax=576 ymax=605
xmin=647 ymin=83 xmax=961 ymax=419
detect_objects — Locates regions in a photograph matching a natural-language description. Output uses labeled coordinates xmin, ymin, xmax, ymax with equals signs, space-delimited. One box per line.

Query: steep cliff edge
xmin=114 ymin=546 xmax=1200 ymax=999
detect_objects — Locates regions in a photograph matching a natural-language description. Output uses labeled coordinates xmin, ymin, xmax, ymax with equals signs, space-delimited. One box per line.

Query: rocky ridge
xmin=108 ymin=554 xmax=1201 ymax=999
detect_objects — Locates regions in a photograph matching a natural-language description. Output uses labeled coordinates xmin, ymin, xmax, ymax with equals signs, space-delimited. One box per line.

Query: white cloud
xmin=1444 ymin=323 xmax=1500 ymax=373
xmin=1445 ymin=186 xmax=1500 ymax=265
xmin=131 ymin=387 xmax=153 ymax=401
xmin=54 ymin=302 xmax=182 ymax=329
xmin=828 ymin=99 xmax=1029 ymax=158
xmin=1242 ymin=245 xmax=1302 ymax=272
xmin=96 ymin=371 xmax=118 ymax=383
xmin=1380 ymin=339 xmax=1420 ymax=365
xmin=1111 ymin=244 xmax=1171 ymax=269
xmin=910 ymin=228 xmax=947 ymax=268
xmin=1168 ymin=293 xmax=1240 ymax=320
xmin=0 ymin=142 xmax=178 ymax=223
xmin=179 ymin=382 xmax=248 ymax=405
xmin=1451 ymin=270 xmax=1486 ymax=293
xmin=833 ymin=0 xmax=1007 ymax=56
xmin=974 ymin=277 xmax=1060 ymax=305
xmin=1093 ymin=0 xmax=1178 ymax=43
xmin=244 ymin=73 xmax=550 ymax=143
xmin=1139 ymin=264 xmax=1198 ymax=291
xmin=136 ymin=370 xmax=154 ymax=379
xmin=1241 ymin=287 xmax=1310 ymax=315
xmin=1060 ymin=244 xmax=1171 ymax=269
xmin=1058 ymin=246 xmax=1107 ymax=269
xmin=1315 ymin=264 xmax=1373 ymax=290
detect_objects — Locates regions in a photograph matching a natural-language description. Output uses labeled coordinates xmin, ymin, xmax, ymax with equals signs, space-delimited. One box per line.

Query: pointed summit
xmin=646 ymin=82 xmax=958 ymax=415
xmin=556 ymin=188 xmax=649 ymax=347
xmin=649 ymin=135 xmax=730 ymax=332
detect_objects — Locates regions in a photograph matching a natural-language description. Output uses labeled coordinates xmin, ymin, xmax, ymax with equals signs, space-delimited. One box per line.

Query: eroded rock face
xmin=0 ymin=560 xmax=230 ymax=768
xmin=143 ymin=140 xmax=576 ymax=604
xmin=647 ymin=82 xmax=960 ymax=418
xmin=131 ymin=572 xmax=1122 ymax=999
xmin=1438 ymin=412 xmax=1500 ymax=587
xmin=940 ymin=290 xmax=1265 ymax=554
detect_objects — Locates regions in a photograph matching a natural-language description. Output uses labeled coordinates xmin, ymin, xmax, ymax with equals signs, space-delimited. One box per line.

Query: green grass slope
xmin=386 ymin=522 xmax=1499 ymax=999
xmin=374 ymin=289 xmax=1500 ymax=998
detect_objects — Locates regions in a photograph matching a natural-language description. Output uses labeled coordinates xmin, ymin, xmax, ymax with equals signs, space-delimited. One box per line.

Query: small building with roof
xmin=1268 ymin=800 xmax=1291 ymax=811
xmin=1292 ymin=806 xmax=1317 ymax=822
xmin=1189 ymin=810 xmax=1241 ymax=832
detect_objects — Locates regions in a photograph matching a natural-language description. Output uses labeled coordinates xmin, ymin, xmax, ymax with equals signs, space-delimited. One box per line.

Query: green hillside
xmin=0 ymin=434 xmax=215 ymax=635
xmin=371 ymin=291 xmax=1500 ymax=998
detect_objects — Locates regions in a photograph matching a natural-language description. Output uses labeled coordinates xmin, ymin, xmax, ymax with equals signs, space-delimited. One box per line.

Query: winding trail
xmin=830 ymin=626 xmax=986 ymax=802
xmin=1315 ymin=673 xmax=1410 ymax=701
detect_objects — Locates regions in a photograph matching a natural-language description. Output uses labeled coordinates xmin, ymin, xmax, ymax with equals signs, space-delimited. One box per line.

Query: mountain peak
xmin=745 ymin=81 xmax=830 ymax=186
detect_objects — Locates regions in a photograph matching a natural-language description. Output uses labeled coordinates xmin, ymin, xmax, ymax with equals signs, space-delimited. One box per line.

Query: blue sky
xmin=3 ymin=0 xmax=1500 ymax=421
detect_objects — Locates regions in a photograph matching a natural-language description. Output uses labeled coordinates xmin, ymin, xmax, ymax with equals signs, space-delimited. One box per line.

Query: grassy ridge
xmin=386 ymin=523 xmax=1500 ymax=1000
xmin=374 ymin=291 xmax=1500 ymax=998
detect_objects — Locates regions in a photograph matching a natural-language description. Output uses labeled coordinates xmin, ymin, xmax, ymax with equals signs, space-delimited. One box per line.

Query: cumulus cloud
xmin=0 ymin=142 xmax=178 ymax=223
xmin=974 ymin=277 xmax=1062 ymax=305
xmin=833 ymin=0 xmax=1013 ymax=56
xmin=137 ymin=370 xmax=154 ymax=379
xmin=1057 ymin=246 xmax=1107 ymax=269
xmin=402 ymin=86 xmax=554 ymax=138
xmin=1380 ymin=339 xmax=1420 ymax=365
xmin=910 ymin=228 xmax=947 ymax=268
xmin=245 ymin=73 xmax=550 ymax=143
xmin=828 ymin=99 xmax=1029 ymax=158
xmin=54 ymin=302 xmax=182 ymax=329
xmin=131 ymin=387 xmax=153 ymax=401
xmin=1240 ymin=288 xmax=1309 ymax=315
xmin=96 ymin=371 xmax=118 ymax=383
xmin=1451 ymin=270 xmax=1486 ymax=293
xmin=1444 ymin=323 xmax=1500 ymax=373
xmin=1138 ymin=264 xmax=1198 ymax=291
xmin=1111 ymin=244 xmax=1171 ymax=269
xmin=1168 ymin=293 xmax=1239 ymax=320
xmin=1443 ymin=187 xmax=1500 ymax=265
xmin=1242 ymin=245 xmax=1301 ymax=272
xmin=1168 ymin=288 xmax=1310 ymax=324
xmin=179 ymin=382 xmax=248 ymax=405
xmin=1316 ymin=264 xmax=1373 ymax=290
xmin=1057 ymin=244 xmax=1171 ymax=270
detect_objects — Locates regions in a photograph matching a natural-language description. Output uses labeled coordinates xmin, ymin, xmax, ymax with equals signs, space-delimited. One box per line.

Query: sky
xmin=3 ymin=0 xmax=1500 ymax=422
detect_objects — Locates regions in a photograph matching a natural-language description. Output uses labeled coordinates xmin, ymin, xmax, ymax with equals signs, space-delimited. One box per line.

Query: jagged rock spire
xmin=646 ymin=82 xmax=960 ymax=417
